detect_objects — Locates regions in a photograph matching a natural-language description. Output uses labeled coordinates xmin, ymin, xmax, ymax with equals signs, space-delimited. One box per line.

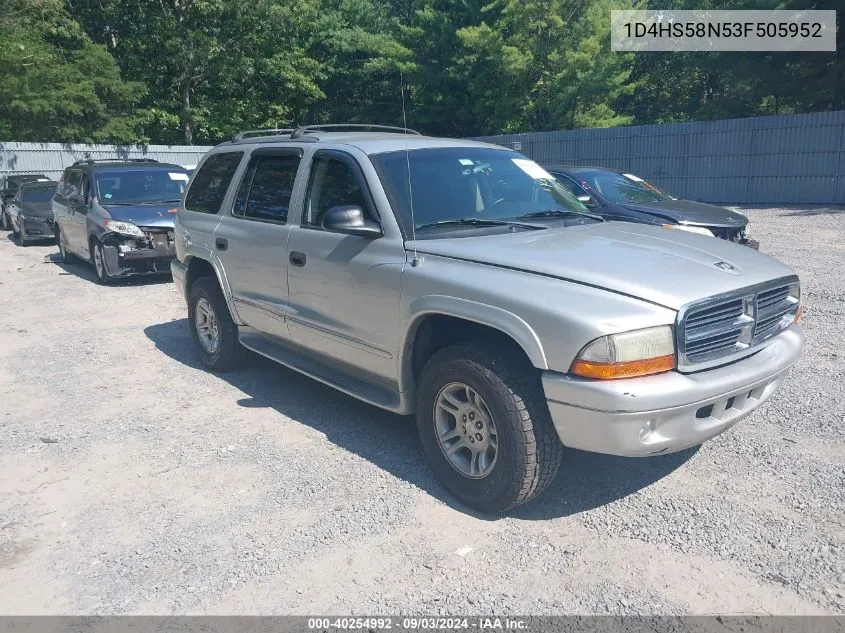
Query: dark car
xmin=52 ymin=158 xmax=191 ymax=284
xmin=1 ymin=173 xmax=53 ymax=231
xmin=7 ymin=181 xmax=59 ymax=245
xmin=545 ymin=166 xmax=758 ymax=248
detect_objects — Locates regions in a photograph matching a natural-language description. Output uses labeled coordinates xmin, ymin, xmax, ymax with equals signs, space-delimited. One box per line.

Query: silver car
xmin=171 ymin=125 xmax=804 ymax=513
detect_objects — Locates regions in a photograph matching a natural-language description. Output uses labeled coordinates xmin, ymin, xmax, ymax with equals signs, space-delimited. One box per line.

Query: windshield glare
xmin=582 ymin=172 xmax=672 ymax=204
xmin=372 ymin=148 xmax=590 ymax=235
xmin=95 ymin=169 xmax=189 ymax=204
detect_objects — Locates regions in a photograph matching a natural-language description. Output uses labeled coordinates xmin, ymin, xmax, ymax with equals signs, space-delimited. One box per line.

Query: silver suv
xmin=171 ymin=124 xmax=804 ymax=513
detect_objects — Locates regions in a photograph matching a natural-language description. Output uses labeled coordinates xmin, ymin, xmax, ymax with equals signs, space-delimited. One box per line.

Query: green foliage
xmin=0 ymin=0 xmax=841 ymax=143
xmin=0 ymin=0 xmax=147 ymax=142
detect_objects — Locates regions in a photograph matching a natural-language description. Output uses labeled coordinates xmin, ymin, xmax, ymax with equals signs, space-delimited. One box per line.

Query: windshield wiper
xmin=415 ymin=218 xmax=541 ymax=231
xmin=515 ymin=208 xmax=604 ymax=222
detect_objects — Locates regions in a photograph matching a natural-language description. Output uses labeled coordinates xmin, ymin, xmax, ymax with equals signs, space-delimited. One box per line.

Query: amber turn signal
xmin=793 ymin=307 xmax=804 ymax=324
xmin=571 ymin=354 xmax=675 ymax=380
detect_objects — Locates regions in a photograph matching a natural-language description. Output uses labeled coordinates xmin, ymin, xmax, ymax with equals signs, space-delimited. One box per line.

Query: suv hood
xmin=102 ymin=203 xmax=177 ymax=228
xmin=619 ymin=199 xmax=748 ymax=228
xmin=409 ymin=222 xmax=795 ymax=311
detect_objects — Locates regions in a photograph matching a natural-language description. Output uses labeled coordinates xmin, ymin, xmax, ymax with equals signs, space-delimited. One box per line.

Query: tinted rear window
xmin=184 ymin=152 xmax=244 ymax=214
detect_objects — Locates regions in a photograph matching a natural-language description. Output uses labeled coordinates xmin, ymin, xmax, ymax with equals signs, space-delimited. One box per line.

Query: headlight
xmin=571 ymin=325 xmax=675 ymax=380
xmin=104 ymin=219 xmax=145 ymax=237
xmin=662 ymin=224 xmax=715 ymax=237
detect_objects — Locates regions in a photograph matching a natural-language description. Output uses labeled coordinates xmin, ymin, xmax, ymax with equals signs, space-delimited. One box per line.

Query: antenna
xmin=401 ymin=73 xmax=421 ymax=268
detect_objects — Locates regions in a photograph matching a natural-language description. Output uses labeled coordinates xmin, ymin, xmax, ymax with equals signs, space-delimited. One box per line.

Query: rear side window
xmin=233 ymin=154 xmax=301 ymax=223
xmin=184 ymin=152 xmax=243 ymax=214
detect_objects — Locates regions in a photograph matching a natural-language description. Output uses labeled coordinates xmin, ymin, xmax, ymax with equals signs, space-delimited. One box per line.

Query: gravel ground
xmin=0 ymin=206 xmax=843 ymax=616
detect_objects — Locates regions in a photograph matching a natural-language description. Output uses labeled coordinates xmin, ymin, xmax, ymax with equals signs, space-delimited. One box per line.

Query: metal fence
xmin=0 ymin=142 xmax=214 ymax=181
xmin=472 ymin=110 xmax=845 ymax=204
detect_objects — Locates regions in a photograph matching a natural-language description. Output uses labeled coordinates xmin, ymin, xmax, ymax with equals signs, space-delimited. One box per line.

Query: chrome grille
xmin=679 ymin=278 xmax=799 ymax=370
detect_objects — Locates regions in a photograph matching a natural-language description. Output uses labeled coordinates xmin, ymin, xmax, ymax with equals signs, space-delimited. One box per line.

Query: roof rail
xmin=232 ymin=128 xmax=295 ymax=142
xmin=71 ymin=158 xmax=159 ymax=166
xmin=290 ymin=124 xmax=422 ymax=139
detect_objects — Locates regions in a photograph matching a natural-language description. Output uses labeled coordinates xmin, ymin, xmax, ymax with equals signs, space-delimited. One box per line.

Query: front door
xmin=286 ymin=150 xmax=406 ymax=384
xmin=213 ymin=149 xmax=303 ymax=340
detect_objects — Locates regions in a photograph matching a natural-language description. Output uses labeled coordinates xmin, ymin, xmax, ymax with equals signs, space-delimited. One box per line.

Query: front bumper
xmin=21 ymin=218 xmax=54 ymax=240
xmin=542 ymin=326 xmax=803 ymax=457
xmin=102 ymin=242 xmax=176 ymax=277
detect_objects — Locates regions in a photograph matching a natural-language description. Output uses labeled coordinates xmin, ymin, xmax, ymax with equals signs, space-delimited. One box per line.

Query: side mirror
xmin=321 ymin=205 xmax=382 ymax=238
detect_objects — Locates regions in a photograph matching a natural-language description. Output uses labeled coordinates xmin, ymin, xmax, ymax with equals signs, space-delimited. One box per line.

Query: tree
xmin=0 ymin=0 xmax=147 ymax=142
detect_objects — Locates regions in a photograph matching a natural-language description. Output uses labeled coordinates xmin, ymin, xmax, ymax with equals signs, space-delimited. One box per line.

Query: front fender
xmin=399 ymin=295 xmax=548 ymax=395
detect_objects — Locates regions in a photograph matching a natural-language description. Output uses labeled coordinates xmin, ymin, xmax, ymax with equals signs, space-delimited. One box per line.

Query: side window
xmin=184 ymin=152 xmax=244 ymax=214
xmin=80 ymin=174 xmax=91 ymax=204
xmin=64 ymin=170 xmax=82 ymax=200
xmin=304 ymin=154 xmax=370 ymax=228
xmin=233 ymin=154 xmax=301 ymax=223
xmin=559 ymin=176 xmax=588 ymax=198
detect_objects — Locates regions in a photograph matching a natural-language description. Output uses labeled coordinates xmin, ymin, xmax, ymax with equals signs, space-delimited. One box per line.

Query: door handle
xmin=289 ymin=251 xmax=306 ymax=267
xmin=215 ymin=237 xmax=228 ymax=251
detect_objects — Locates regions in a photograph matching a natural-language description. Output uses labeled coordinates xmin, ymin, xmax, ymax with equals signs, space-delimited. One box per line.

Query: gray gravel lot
xmin=0 ymin=206 xmax=843 ymax=615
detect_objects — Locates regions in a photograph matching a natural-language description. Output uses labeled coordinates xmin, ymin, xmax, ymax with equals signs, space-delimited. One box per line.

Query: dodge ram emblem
xmin=714 ymin=261 xmax=737 ymax=272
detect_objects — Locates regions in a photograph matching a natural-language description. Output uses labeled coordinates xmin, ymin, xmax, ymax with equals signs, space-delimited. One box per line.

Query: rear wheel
xmin=416 ymin=342 xmax=563 ymax=514
xmin=56 ymin=227 xmax=77 ymax=263
xmin=188 ymin=276 xmax=240 ymax=372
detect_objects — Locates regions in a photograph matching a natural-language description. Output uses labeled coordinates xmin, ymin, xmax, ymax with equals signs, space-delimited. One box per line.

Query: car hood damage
xmin=102 ymin=203 xmax=177 ymax=228
xmin=618 ymin=199 xmax=748 ymax=228
xmin=409 ymin=221 xmax=795 ymax=311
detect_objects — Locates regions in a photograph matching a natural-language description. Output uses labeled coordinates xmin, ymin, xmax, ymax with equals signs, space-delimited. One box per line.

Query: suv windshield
xmin=22 ymin=185 xmax=56 ymax=203
xmin=372 ymin=148 xmax=591 ymax=236
xmin=95 ymin=168 xmax=190 ymax=204
xmin=579 ymin=171 xmax=673 ymax=204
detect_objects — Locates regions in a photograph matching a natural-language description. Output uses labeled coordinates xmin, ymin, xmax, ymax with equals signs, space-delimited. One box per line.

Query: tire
xmin=91 ymin=239 xmax=112 ymax=285
xmin=416 ymin=342 xmax=563 ymax=514
xmin=56 ymin=226 xmax=77 ymax=263
xmin=188 ymin=275 xmax=240 ymax=372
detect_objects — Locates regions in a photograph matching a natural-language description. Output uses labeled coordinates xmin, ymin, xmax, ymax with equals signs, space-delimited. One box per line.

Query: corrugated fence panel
xmin=0 ymin=142 xmax=214 ymax=181
xmin=472 ymin=111 xmax=845 ymax=204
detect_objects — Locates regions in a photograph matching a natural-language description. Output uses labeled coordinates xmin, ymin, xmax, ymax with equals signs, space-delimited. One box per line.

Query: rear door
xmin=54 ymin=169 xmax=87 ymax=255
xmin=213 ymin=148 xmax=304 ymax=339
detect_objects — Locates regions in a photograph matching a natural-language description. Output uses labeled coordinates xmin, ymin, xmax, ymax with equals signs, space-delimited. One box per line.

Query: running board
xmin=238 ymin=330 xmax=402 ymax=411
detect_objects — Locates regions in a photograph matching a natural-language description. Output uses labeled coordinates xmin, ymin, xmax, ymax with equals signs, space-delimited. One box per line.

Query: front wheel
xmin=188 ymin=276 xmax=241 ymax=372
xmin=416 ymin=342 xmax=563 ymax=514
xmin=91 ymin=239 xmax=112 ymax=285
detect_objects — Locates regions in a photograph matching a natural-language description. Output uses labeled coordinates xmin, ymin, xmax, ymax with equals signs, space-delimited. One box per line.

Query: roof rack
xmin=71 ymin=158 xmax=159 ymax=166
xmin=231 ymin=128 xmax=295 ymax=142
xmin=289 ymin=124 xmax=422 ymax=139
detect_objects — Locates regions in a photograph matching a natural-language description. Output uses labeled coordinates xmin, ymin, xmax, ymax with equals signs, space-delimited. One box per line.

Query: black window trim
xmin=230 ymin=148 xmax=303 ymax=226
xmin=301 ymin=149 xmax=380 ymax=232
xmin=184 ymin=150 xmax=245 ymax=215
